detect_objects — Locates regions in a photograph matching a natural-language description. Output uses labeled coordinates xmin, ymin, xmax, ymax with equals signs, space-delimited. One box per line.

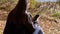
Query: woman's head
xmin=14 ymin=0 xmax=27 ymax=13
xmin=20 ymin=0 xmax=27 ymax=12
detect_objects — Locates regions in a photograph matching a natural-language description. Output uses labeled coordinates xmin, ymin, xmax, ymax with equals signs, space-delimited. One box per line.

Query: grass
xmin=0 ymin=1 xmax=60 ymax=34
xmin=52 ymin=11 xmax=60 ymax=18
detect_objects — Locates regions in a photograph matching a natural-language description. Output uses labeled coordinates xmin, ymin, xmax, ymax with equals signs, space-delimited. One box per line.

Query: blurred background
xmin=0 ymin=0 xmax=60 ymax=34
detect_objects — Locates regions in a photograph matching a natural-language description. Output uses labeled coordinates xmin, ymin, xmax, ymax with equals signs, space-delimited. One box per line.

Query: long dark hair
xmin=3 ymin=0 xmax=35 ymax=34
xmin=12 ymin=0 xmax=27 ymax=14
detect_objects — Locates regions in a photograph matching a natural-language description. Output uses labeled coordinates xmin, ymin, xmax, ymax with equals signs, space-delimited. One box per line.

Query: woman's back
xmin=3 ymin=0 xmax=35 ymax=34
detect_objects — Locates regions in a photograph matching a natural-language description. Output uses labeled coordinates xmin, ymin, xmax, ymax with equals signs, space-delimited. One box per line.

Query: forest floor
xmin=0 ymin=20 xmax=6 ymax=34
xmin=0 ymin=16 xmax=60 ymax=34
xmin=0 ymin=2 xmax=60 ymax=34
xmin=0 ymin=11 xmax=60 ymax=34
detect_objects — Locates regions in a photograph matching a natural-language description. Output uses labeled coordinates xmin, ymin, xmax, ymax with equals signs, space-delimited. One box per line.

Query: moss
xmin=52 ymin=12 xmax=60 ymax=18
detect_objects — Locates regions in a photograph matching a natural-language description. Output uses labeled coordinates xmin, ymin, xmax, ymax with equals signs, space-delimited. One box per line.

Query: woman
xmin=3 ymin=0 xmax=35 ymax=34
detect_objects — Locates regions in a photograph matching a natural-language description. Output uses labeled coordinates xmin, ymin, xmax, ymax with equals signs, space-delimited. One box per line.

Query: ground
xmin=0 ymin=1 xmax=60 ymax=34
